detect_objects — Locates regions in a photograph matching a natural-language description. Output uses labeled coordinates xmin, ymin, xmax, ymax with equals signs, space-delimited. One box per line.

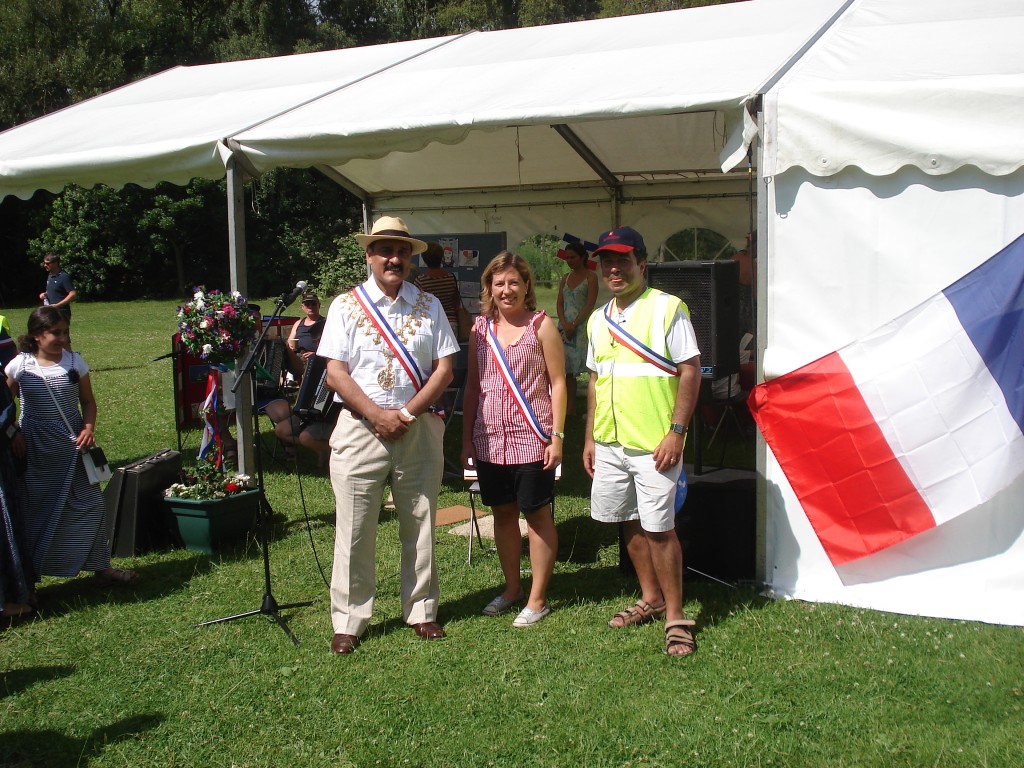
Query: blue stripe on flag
xmin=943 ymin=232 xmax=1024 ymax=435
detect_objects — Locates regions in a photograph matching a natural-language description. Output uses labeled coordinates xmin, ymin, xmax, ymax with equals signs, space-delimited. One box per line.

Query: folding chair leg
xmin=468 ymin=492 xmax=484 ymax=564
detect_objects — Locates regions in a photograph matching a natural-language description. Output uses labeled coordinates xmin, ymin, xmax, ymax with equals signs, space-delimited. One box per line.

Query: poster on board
xmin=412 ymin=232 xmax=507 ymax=317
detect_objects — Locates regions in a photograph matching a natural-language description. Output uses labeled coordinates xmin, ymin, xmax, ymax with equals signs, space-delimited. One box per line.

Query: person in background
xmin=0 ymin=315 xmax=16 ymax=370
xmin=261 ymin=288 xmax=331 ymax=465
xmin=39 ymin=254 xmax=77 ymax=325
xmin=318 ymin=216 xmax=458 ymax=655
xmin=556 ymin=241 xmax=598 ymax=415
xmin=0 ymin=369 xmax=35 ymax=623
xmin=583 ymin=226 xmax=701 ymax=657
xmin=284 ymin=289 xmax=326 ymax=378
xmin=461 ymin=251 xmax=566 ymax=627
xmin=5 ymin=307 xmax=137 ymax=590
xmin=415 ymin=241 xmax=463 ymax=338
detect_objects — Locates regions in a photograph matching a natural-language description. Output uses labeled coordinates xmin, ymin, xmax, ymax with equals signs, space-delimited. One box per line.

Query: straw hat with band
xmin=354 ymin=216 xmax=428 ymax=256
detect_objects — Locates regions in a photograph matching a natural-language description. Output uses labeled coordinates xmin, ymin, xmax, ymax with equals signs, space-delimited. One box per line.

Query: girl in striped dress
xmin=461 ymin=252 xmax=566 ymax=627
xmin=4 ymin=307 xmax=137 ymax=586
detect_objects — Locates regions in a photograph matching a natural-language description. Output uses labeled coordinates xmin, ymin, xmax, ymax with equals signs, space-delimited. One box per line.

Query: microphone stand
xmin=195 ymin=293 xmax=313 ymax=645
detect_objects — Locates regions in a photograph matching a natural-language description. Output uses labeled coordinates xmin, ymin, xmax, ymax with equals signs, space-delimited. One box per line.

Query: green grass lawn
xmin=1 ymin=299 xmax=1021 ymax=767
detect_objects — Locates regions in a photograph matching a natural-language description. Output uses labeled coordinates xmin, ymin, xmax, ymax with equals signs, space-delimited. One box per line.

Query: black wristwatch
xmin=669 ymin=422 xmax=687 ymax=435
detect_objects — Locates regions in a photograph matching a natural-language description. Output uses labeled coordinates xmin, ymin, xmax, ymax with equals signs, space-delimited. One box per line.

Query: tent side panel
xmin=762 ymin=166 xmax=1024 ymax=625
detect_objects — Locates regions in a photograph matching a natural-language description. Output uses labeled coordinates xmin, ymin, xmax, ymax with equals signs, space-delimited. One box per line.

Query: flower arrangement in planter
xmin=165 ymin=457 xmax=256 ymax=500
xmin=164 ymin=458 xmax=259 ymax=554
xmin=176 ymin=286 xmax=258 ymax=366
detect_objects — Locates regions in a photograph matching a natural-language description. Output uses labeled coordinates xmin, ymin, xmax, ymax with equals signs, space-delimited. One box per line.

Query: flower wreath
xmin=177 ymin=287 xmax=257 ymax=365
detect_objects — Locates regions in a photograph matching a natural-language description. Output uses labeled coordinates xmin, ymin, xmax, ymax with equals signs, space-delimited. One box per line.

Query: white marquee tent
xmin=2 ymin=0 xmax=1021 ymax=624
xmin=758 ymin=0 xmax=1024 ymax=625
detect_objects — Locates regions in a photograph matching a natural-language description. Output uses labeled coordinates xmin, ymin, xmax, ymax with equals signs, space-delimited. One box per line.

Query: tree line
xmin=0 ymin=0 xmax=731 ymax=305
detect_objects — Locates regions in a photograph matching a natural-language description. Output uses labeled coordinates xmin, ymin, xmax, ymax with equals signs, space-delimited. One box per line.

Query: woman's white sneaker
xmin=512 ymin=605 xmax=551 ymax=627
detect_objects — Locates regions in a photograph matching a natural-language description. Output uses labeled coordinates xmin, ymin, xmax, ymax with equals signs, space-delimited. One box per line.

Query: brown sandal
xmin=665 ymin=619 xmax=697 ymax=657
xmin=608 ymin=599 xmax=667 ymax=628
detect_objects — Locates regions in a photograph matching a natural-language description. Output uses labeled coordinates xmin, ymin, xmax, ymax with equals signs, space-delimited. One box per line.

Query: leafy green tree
xmin=312 ymin=235 xmax=369 ymax=299
xmin=137 ymin=179 xmax=228 ymax=297
xmin=517 ymin=233 xmax=568 ymax=284
xmin=600 ymin=0 xmax=737 ymax=16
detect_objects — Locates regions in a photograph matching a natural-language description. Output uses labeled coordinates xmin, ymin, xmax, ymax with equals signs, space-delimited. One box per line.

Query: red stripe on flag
xmin=749 ymin=352 xmax=936 ymax=565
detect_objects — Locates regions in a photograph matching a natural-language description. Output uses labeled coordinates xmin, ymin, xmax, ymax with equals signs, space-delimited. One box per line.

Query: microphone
xmin=279 ymin=280 xmax=308 ymax=307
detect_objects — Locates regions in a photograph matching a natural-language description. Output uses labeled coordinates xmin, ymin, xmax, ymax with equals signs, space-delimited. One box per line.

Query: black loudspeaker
xmin=105 ymin=449 xmax=182 ymax=557
xmin=646 ymin=260 xmax=740 ymax=379
xmin=675 ymin=475 xmax=756 ymax=582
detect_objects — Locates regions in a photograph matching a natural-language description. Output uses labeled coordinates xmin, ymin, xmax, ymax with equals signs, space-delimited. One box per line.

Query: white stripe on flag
xmin=842 ymin=292 xmax=1024 ymax=526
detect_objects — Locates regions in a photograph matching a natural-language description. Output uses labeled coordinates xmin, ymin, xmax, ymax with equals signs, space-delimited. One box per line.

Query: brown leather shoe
xmin=330 ymin=633 xmax=360 ymax=655
xmin=411 ymin=621 xmax=445 ymax=640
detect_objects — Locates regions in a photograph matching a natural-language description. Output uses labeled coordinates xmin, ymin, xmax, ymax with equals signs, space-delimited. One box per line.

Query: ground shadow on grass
xmin=0 ymin=713 xmax=163 ymax=767
xmin=0 ymin=665 xmax=74 ymax=699
xmin=31 ymin=554 xmax=215 ymax=621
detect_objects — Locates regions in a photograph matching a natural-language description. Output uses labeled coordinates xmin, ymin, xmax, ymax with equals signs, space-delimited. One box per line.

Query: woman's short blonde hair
xmin=479 ymin=251 xmax=537 ymax=320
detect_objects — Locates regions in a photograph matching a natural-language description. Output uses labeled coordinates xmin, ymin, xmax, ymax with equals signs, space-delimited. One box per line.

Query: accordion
xmin=255 ymin=339 xmax=286 ymax=398
xmin=294 ymin=355 xmax=339 ymax=422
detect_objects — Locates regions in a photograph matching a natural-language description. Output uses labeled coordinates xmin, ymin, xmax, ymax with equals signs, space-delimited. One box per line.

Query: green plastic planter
xmin=164 ymin=489 xmax=259 ymax=555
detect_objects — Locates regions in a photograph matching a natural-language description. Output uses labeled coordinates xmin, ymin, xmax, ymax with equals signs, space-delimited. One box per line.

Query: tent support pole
xmin=226 ymin=156 xmax=255 ymax=477
xmin=753 ymin=112 xmax=768 ymax=586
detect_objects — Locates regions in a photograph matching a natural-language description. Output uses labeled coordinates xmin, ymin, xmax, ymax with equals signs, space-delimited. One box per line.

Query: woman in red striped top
xmin=461 ymin=251 xmax=566 ymax=627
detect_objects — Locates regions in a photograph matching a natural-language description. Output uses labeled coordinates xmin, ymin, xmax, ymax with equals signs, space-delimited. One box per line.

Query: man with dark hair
xmin=318 ymin=216 xmax=458 ymax=655
xmin=40 ymin=254 xmax=77 ymax=324
xmin=583 ymin=226 xmax=702 ymax=657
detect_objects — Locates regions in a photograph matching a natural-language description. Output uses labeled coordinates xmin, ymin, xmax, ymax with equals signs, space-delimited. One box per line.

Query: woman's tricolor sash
xmin=603 ymin=301 xmax=679 ymax=376
xmin=353 ymin=285 xmax=426 ymax=391
xmin=485 ymin=320 xmax=551 ymax=445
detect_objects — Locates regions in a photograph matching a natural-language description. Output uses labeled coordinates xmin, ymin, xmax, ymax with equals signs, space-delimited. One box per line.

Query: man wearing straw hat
xmin=318 ymin=216 xmax=459 ymax=655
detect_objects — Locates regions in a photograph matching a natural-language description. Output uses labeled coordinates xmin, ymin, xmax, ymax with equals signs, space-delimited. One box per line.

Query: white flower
xmin=231 ymin=290 xmax=242 ymax=300
xmin=195 ymin=299 xmax=206 ymax=310
xmin=202 ymin=343 xmax=213 ymax=355
xmin=193 ymin=290 xmax=205 ymax=300
xmin=199 ymin=319 xmax=209 ymax=329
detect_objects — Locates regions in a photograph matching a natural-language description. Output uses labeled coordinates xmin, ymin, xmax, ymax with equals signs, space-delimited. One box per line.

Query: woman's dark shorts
xmin=475 ymin=460 xmax=555 ymax=514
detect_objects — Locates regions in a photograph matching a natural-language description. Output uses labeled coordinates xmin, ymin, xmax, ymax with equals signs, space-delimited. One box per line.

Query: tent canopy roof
xmin=0 ymin=0 xmax=846 ymax=202
xmin=765 ymin=0 xmax=1024 ymax=177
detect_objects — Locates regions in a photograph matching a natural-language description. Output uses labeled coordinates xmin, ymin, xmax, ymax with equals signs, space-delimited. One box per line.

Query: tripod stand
xmin=195 ymin=295 xmax=313 ymax=645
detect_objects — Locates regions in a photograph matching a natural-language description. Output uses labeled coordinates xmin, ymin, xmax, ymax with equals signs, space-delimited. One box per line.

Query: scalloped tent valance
xmin=764 ymin=0 xmax=1024 ymax=178
xmin=0 ymin=0 xmax=847 ymax=202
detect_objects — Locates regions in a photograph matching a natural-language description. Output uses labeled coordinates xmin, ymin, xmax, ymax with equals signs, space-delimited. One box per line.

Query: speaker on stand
xmin=646 ymin=259 xmax=740 ymax=475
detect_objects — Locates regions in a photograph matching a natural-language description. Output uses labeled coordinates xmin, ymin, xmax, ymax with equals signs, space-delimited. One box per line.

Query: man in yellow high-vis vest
xmin=583 ymin=226 xmax=702 ymax=657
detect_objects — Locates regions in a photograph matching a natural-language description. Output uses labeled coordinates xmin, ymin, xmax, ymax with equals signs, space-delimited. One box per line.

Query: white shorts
xmin=590 ymin=442 xmax=681 ymax=533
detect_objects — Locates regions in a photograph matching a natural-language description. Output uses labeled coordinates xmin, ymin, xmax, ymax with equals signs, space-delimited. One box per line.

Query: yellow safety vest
xmin=587 ymin=288 xmax=685 ymax=452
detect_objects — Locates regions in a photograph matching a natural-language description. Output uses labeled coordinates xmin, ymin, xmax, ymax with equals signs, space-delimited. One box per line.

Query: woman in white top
xmin=5 ymin=307 xmax=137 ymax=587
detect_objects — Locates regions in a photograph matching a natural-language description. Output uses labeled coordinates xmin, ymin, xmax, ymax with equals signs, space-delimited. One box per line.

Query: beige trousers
xmin=328 ymin=412 xmax=445 ymax=636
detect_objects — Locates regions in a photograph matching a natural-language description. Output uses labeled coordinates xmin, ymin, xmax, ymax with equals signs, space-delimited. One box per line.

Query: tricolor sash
xmin=603 ymin=301 xmax=679 ymax=376
xmin=353 ymin=285 xmax=426 ymax=391
xmin=485 ymin=320 xmax=551 ymax=445
xmin=198 ymin=368 xmax=222 ymax=468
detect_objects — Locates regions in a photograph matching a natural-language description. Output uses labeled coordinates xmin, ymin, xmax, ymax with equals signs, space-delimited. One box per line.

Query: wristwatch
xmin=552 ymin=431 xmax=565 ymax=439
xmin=669 ymin=422 xmax=687 ymax=435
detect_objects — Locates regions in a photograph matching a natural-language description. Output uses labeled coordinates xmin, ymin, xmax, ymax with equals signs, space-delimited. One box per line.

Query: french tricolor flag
xmin=749 ymin=233 xmax=1024 ymax=566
